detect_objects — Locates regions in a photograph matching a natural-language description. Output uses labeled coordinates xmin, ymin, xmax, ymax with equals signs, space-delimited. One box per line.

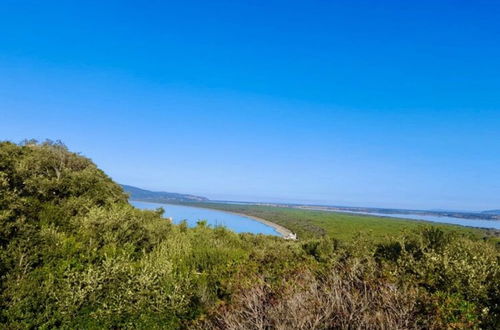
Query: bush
xmin=1 ymin=141 xmax=498 ymax=328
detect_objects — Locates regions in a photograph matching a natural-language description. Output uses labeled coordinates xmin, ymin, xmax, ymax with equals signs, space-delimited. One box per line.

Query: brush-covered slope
xmin=0 ymin=140 xmax=498 ymax=329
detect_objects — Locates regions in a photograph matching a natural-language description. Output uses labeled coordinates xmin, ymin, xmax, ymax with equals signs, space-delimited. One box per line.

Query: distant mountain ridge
xmin=122 ymin=184 xmax=209 ymax=203
xmin=482 ymin=210 xmax=500 ymax=215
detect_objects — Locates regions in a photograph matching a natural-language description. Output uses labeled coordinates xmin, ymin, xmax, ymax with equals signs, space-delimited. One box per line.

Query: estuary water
xmin=335 ymin=210 xmax=500 ymax=230
xmin=131 ymin=201 xmax=281 ymax=236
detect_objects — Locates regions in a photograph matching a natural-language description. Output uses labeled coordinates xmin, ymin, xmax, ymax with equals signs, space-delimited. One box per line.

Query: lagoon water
xmin=131 ymin=201 xmax=280 ymax=236
xmin=336 ymin=210 xmax=500 ymax=230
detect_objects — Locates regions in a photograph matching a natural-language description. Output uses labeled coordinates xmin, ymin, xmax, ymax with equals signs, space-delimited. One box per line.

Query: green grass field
xmin=185 ymin=203 xmax=490 ymax=242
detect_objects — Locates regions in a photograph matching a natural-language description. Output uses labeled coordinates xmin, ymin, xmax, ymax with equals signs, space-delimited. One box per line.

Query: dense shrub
xmin=0 ymin=141 xmax=498 ymax=328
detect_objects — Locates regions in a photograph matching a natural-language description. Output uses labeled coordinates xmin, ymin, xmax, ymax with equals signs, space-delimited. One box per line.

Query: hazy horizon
xmin=1 ymin=1 xmax=499 ymax=211
xmin=122 ymin=182 xmax=495 ymax=213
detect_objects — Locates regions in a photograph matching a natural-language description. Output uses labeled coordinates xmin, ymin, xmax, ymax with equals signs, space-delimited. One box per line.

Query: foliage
xmin=0 ymin=141 xmax=498 ymax=329
xmin=185 ymin=202 xmax=490 ymax=242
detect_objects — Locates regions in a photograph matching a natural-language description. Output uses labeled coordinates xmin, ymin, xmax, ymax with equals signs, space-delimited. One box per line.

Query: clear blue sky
xmin=1 ymin=1 xmax=499 ymax=210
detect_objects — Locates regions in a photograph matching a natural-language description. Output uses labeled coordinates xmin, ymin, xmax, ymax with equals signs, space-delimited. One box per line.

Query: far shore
xmin=130 ymin=200 xmax=293 ymax=237
xmin=215 ymin=209 xmax=293 ymax=237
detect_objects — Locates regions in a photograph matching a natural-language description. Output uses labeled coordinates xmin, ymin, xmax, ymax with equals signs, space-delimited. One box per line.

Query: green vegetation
xmin=184 ymin=203 xmax=491 ymax=242
xmin=122 ymin=184 xmax=208 ymax=203
xmin=1 ymin=140 xmax=499 ymax=329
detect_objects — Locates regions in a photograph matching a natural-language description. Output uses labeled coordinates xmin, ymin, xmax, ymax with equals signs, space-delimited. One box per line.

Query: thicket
xmin=0 ymin=141 xmax=498 ymax=329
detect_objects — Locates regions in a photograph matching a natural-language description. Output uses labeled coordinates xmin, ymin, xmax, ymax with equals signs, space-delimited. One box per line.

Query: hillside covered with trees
xmin=122 ymin=184 xmax=208 ymax=203
xmin=0 ymin=140 xmax=499 ymax=329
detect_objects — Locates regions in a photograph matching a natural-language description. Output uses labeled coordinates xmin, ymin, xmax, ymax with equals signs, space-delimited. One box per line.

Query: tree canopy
xmin=0 ymin=141 xmax=498 ymax=329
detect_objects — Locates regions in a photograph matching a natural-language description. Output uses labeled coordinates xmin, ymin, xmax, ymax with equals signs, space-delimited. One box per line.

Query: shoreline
xmin=217 ymin=209 xmax=293 ymax=237
xmin=130 ymin=200 xmax=293 ymax=237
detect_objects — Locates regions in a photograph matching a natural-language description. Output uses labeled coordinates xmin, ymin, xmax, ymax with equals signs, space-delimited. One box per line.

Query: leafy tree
xmin=0 ymin=140 xmax=498 ymax=328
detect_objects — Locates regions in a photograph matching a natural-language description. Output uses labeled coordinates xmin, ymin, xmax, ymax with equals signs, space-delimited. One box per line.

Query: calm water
xmin=131 ymin=201 xmax=280 ymax=236
xmin=336 ymin=210 xmax=500 ymax=230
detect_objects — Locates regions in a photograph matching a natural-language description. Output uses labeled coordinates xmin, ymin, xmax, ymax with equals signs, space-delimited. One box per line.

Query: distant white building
xmin=284 ymin=232 xmax=297 ymax=240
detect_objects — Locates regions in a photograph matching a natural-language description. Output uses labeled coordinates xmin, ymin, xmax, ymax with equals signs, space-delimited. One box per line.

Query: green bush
xmin=0 ymin=141 xmax=498 ymax=328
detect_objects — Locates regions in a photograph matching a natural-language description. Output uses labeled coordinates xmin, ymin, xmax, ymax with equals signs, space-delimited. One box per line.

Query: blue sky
xmin=1 ymin=0 xmax=499 ymax=210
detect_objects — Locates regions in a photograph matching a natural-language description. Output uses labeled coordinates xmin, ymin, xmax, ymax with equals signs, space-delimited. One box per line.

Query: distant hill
xmin=121 ymin=184 xmax=209 ymax=203
xmin=482 ymin=210 xmax=500 ymax=215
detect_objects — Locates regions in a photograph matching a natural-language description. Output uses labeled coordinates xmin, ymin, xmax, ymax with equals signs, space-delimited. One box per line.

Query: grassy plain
xmin=184 ymin=203 xmax=491 ymax=242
